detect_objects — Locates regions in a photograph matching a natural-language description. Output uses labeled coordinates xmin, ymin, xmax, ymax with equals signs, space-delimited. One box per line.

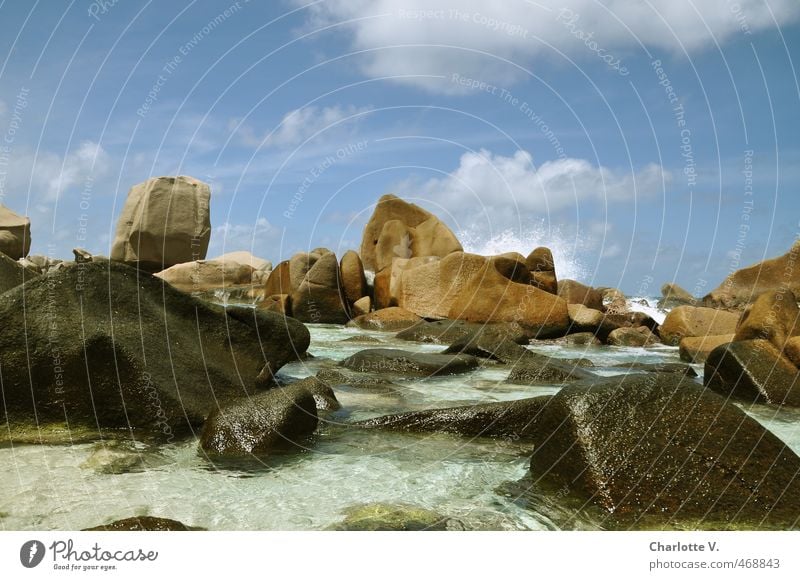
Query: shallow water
xmin=1 ymin=324 xmax=798 ymax=531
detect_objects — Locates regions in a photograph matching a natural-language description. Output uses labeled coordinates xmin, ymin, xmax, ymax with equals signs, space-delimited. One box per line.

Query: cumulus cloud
xmin=209 ymin=217 xmax=281 ymax=256
xmin=1 ymin=140 xmax=110 ymax=207
xmin=294 ymin=0 xmax=799 ymax=92
xmin=231 ymin=104 xmax=371 ymax=148
xmin=405 ymin=148 xmax=670 ymax=217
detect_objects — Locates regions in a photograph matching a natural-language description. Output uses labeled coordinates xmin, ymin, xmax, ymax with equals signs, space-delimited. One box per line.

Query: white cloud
xmin=405 ymin=148 xmax=670 ymax=217
xmin=230 ymin=104 xmax=371 ymax=148
xmin=209 ymin=217 xmax=282 ymax=256
xmin=1 ymin=140 xmax=110 ymax=205
xmin=294 ymin=0 xmax=800 ymax=92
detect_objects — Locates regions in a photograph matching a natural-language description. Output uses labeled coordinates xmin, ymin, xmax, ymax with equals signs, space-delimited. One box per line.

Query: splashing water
xmin=458 ymin=224 xmax=589 ymax=282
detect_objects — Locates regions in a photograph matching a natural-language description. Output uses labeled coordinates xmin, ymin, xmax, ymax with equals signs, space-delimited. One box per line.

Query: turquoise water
xmin=0 ymin=324 xmax=797 ymax=531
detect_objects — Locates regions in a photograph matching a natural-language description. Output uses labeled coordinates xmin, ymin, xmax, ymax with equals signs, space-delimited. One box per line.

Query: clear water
xmin=1 ymin=324 xmax=798 ymax=531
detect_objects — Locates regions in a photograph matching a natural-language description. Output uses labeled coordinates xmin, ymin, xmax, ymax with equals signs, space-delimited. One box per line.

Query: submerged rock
xmin=328 ymin=503 xmax=451 ymax=531
xmin=0 ymin=261 xmax=309 ymax=441
xmin=528 ymin=373 xmax=800 ymax=528
xmin=354 ymin=397 xmax=552 ymax=439
xmin=84 ymin=516 xmax=200 ymax=531
xmin=199 ymin=384 xmax=319 ymax=457
xmin=505 ymin=350 xmax=595 ymax=385
xmin=396 ymin=319 xmax=527 ymax=345
xmin=704 ymin=339 xmax=800 ymax=407
xmin=340 ymin=348 xmax=479 ymax=376
xmin=608 ymin=362 xmax=697 ymax=376
xmin=347 ymin=307 xmax=422 ymax=331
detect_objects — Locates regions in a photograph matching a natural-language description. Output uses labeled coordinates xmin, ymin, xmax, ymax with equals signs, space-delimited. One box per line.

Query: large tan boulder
xmin=339 ymin=250 xmax=368 ymax=306
xmin=375 ymin=256 xmax=439 ymax=311
xmin=263 ymin=260 xmax=292 ymax=297
xmin=557 ymin=279 xmax=604 ymax=311
xmin=679 ymin=334 xmax=735 ymax=364
xmin=704 ymin=241 xmax=800 ymax=309
xmin=660 ymin=306 xmax=740 ymax=346
xmin=0 ymin=205 xmax=31 ymax=259
xmin=567 ymin=304 xmax=605 ymax=332
xmin=212 ymin=251 xmax=272 ymax=273
xmin=734 ymin=289 xmax=800 ymax=350
xmin=526 ymin=247 xmax=557 ymax=294
xmin=291 ymin=252 xmax=348 ymax=324
xmin=111 ymin=176 xmax=211 ymax=271
xmin=155 ymin=260 xmax=254 ymax=292
xmin=447 ymin=255 xmax=570 ymax=338
xmin=360 ymin=194 xmax=462 ymax=272
xmin=659 ymin=283 xmax=696 ymax=309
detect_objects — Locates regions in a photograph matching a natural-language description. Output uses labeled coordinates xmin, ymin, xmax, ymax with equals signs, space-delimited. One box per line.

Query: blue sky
xmin=0 ymin=0 xmax=799 ymax=294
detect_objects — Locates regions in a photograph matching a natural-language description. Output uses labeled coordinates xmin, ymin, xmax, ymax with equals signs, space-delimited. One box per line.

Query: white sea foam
xmin=626 ymin=296 xmax=668 ymax=325
xmin=458 ymin=224 xmax=589 ymax=282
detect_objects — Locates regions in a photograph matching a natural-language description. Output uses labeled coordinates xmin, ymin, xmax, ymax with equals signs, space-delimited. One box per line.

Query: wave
xmin=458 ymin=224 xmax=588 ymax=282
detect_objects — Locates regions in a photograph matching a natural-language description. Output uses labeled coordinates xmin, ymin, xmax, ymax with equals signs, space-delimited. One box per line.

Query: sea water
xmin=1 ymin=320 xmax=799 ymax=531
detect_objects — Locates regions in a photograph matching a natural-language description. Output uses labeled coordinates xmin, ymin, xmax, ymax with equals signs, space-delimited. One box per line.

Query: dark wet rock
xmin=354 ymin=396 xmax=552 ymax=438
xmin=328 ymin=503 xmax=451 ymax=531
xmin=608 ymin=362 xmax=697 ymax=377
xmin=84 ymin=516 xmax=201 ymax=531
xmin=396 ymin=319 xmax=528 ymax=345
xmin=339 ymin=335 xmax=383 ymax=344
xmin=199 ymin=384 xmax=319 ymax=456
xmin=537 ymin=332 xmax=602 ymax=346
xmin=341 ymin=349 xmax=479 ymax=376
xmin=442 ymin=332 xmax=530 ymax=364
xmin=315 ymin=369 xmax=400 ymax=394
xmin=347 ymin=307 xmax=422 ymax=331
xmin=0 ymin=251 xmax=38 ymax=294
xmin=0 ymin=261 xmax=310 ymax=442
xmin=506 ymin=351 xmax=595 ymax=385
xmin=283 ymin=376 xmax=341 ymax=411
xmin=528 ymin=373 xmax=800 ymax=527
xmin=704 ymin=339 xmax=800 ymax=407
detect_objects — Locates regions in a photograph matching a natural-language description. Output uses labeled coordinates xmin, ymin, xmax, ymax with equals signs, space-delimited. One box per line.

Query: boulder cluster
xmin=3 ymin=176 xmax=800 ymax=530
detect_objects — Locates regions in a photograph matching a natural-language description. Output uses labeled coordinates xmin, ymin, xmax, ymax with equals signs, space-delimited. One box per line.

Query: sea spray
xmin=458 ymin=223 xmax=589 ymax=282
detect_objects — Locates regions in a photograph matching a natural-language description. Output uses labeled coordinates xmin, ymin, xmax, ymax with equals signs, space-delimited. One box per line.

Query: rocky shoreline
xmin=1 ymin=175 xmax=800 ymax=531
